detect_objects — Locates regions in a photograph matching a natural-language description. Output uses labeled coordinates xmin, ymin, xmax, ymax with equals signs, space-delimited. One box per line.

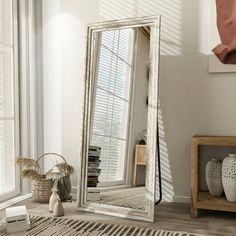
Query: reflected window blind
xmin=0 ymin=0 xmax=15 ymax=196
xmin=91 ymin=29 xmax=134 ymax=183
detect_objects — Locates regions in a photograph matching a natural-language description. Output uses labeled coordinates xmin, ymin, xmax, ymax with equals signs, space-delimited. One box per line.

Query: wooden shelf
xmin=191 ymin=135 xmax=236 ymax=218
xmin=136 ymin=162 xmax=147 ymax=166
xmin=197 ymin=191 xmax=236 ymax=213
xmin=192 ymin=135 xmax=236 ymax=146
xmin=133 ymin=145 xmax=147 ymax=186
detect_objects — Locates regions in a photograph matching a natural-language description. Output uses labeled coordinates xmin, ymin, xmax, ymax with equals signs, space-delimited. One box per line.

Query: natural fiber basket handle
xmin=36 ymin=153 xmax=68 ymax=164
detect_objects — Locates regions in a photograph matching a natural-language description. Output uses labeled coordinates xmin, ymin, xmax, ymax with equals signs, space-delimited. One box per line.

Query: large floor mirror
xmin=78 ymin=16 xmax=160 ymax=222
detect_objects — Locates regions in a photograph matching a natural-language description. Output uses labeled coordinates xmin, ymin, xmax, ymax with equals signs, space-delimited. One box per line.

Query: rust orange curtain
xmin=212 ymin=0 xmax=236 ymax=64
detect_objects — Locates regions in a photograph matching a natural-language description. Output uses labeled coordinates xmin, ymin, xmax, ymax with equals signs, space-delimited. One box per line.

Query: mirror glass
xmin=87 ymin=27 xmax=149 ymax=210
xmin=78 ymin=17 xmax=160 ymax=222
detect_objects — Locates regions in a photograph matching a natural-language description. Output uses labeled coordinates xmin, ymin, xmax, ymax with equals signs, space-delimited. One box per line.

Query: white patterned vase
xmin=222 ymin=154 xmax=236 ymax=202
xmin=205 ymin=158 xmax=223 ymax=197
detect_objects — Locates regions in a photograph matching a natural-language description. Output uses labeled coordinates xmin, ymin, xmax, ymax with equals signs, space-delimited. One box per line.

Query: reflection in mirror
xmin=87 ymin=27 xmax=150 ymax=211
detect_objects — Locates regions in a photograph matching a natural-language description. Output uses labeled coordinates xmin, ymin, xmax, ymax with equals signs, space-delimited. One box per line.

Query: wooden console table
xmin=191 ymin=135 xmax=236 ymax=218
xmin=133 ymin=145 xmax=147 ymax=186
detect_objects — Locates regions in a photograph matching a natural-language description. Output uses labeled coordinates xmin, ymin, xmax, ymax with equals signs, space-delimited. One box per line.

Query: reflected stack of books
xmin=87 ymin=146 xmax=101 ymax=201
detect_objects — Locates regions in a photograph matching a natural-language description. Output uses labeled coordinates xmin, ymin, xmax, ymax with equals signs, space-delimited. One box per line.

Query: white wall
xmin=42 ymin=0 xmax=62 ymax=170
xmin=42 ymin=0 xmax=236 ymax=201
xmin=128 ymin=29 xmax=149 ymax=185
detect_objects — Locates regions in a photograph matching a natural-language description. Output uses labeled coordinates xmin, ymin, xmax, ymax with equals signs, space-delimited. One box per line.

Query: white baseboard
xmin=72 ymin=187 xmax=77 ymax=195
xmin=173 ymin=195 xmax=191 ymax=203
xmin=159 ymin=194 xmax=191 ymax=204
xmin=0 ymin=193 xmax=32 ymax=211
xmin=74 ymin=185 xmax=191 ymax=204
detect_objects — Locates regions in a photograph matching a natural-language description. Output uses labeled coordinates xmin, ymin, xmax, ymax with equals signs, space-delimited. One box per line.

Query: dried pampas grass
xmin=16 ymin=153 xmax=74 ymax=181
xmin=16 ymin=157 xmax=40 ymax=170
xmin=54 ymin=163 xmax=74 ymax=175
xmin=21 ymin=169 xmax=43 ymax=181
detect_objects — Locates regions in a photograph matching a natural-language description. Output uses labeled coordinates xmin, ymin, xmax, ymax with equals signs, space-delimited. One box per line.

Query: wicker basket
xmin=32 ymin=178 xmax=52 ymax=203
xmin=30 ymin=153 xmax=72 ymax=203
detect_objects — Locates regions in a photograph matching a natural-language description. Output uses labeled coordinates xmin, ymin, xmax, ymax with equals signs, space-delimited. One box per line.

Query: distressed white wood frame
xmin=77 ymin=16 xmax=161 ymax=223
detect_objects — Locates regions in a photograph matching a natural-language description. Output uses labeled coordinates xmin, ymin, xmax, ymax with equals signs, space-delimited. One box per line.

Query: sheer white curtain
xmin=91 ymin=28 xmax=134 ymax=185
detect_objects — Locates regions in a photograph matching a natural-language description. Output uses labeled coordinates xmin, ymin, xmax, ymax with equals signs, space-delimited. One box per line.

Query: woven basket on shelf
xmin=32 ymin=178 xmax=52 ymax=203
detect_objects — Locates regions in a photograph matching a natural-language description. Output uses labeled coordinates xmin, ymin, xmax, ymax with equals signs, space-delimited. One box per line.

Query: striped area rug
xmin=0 ymin=215 xmax=207 ymax=236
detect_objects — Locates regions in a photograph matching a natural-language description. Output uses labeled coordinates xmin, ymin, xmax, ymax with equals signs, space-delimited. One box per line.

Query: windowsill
xmin=0 ymin=193 xmax=32 ymax=211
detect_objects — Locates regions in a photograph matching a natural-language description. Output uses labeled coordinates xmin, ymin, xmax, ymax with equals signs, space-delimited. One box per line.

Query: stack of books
xmin=87 ymin=145 xmax=101 ymax=201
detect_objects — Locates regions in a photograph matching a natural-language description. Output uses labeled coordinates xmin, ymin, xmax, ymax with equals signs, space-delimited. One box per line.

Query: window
xmin=90 ymin=28 xmax=134 ymax=185
xmin=0 ymin=0 xmax=19 ymax=201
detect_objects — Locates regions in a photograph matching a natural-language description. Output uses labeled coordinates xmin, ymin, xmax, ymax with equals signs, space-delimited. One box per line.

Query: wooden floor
xmin=1 ymin=199 xmax=236 ymax=236
xmin=93 ymin=186 xmax=145 ymax=210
